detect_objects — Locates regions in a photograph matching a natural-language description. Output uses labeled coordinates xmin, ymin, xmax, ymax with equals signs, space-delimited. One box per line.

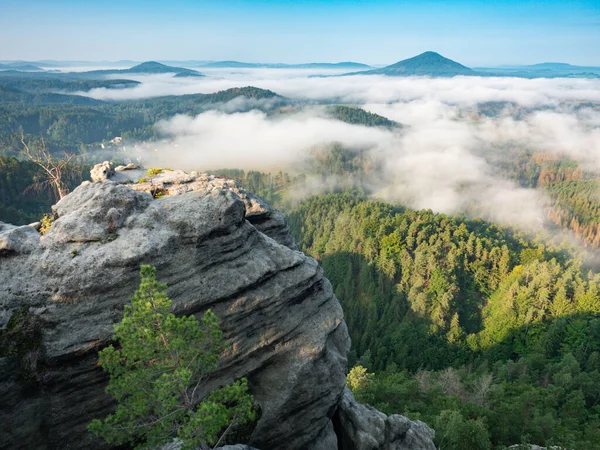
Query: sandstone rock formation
xmin=0 ymin=172 xmax=346 ymax=449
xmin=335 ymin=388 xmax=436 ymax=450
xmin=90 ymin=160 xmax=115 ymax=182
xmin=0 ymin=222 xmax=41 ymax=256
xmin=130 ymin=169 xmax=298 ymax=250
xmin=114 ymin=163 xmax=138 ymax=171
xmin=0 ymin=167 xmax=436 ymax=450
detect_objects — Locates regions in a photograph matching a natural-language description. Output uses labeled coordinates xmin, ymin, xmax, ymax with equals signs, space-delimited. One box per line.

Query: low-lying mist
xmin=89 ymin=69 xmax=600 ymax=229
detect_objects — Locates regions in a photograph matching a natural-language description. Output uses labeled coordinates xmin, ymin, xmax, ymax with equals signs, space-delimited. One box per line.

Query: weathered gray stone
xmin=114 ymin=163 xmax=138 ymax=171
xmin=0 ymin=178 xmax=348 ymax=450
xmin=130 ymin=170 xmax=298 ymax=250
xmin=90 ymin=161 xmax=115 ymax=182
xmin=0 ymin=222 xmax=40 ymax=255
xmin=161 ymin=440 xmax=260 ymax=450
xmin=335 ymin=388 xmax=436 ymax=450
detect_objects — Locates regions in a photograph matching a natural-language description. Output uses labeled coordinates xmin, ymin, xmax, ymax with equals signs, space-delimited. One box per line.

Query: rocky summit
xmin=0 ymin=166 xmax=435 ymax=450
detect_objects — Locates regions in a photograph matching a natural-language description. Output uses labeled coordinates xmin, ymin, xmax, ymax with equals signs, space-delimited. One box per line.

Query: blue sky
xmin=1 ymin=0 xmax=599 ymax=66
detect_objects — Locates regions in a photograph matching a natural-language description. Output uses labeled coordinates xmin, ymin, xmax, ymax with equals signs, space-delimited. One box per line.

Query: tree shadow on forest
xmin=320 ymin=252 xmax=471 ymax=372
xmin=320 ymin=251 xmax=600 ymax=373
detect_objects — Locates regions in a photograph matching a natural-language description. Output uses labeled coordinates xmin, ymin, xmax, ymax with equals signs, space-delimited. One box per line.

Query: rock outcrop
xmin=335 ymin=388 xmax=436 ymax=450
xmin=0 ymin=167 xmax=436 ymax=450
xmin=130 ymin=170 xmax=298 ymax=250
xmin=0 ymin=222 xmax=41 ymax=256
xmin=90 ymin=160 xmax=115 ymax=182
xmin=0 ymin=172 xmax=346 ymax=449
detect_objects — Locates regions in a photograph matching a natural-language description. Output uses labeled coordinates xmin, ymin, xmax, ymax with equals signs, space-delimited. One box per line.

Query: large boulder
xmin=90 ymin=161 xmax=115 ymax=182
xmin=130 ymin=170 xmax=298 ymax=250
xmin=334 ymin=388 xmax=436 ymax=450
xmin=0 ymin=177 xmax=348 ymax=449
xmin=0 ymin=222 xmax=41 ymax=256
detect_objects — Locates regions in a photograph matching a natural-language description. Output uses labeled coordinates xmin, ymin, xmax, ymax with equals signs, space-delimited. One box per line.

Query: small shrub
xmin=137 ymin=177 xmax=147 ymax=184
xmin=146 ymin=168 xmax=163 ymax=177
xmin=39 ymin=213 xmax=56 ymax=235
xmin=153 ymin=190 xmax=167 ymax=199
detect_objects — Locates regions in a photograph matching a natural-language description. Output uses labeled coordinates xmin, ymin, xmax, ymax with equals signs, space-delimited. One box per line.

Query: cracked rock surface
xmin=1 ymin=167 xmax=436 ymax=450
xmin=0 ymin=174 xmax=347 ymax=449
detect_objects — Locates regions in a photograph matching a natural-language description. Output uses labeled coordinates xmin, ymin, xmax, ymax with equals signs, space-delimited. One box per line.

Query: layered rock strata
xmin=0 ymin=175 xmax=345 ymax=449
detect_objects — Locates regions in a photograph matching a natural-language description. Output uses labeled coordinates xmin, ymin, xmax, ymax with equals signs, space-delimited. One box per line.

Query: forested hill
xmin=288 ymin=192 xmax=600 ymax=449
xmin=328 ymin=105 xmax=400 ymax=128
xmin=0 ymin=76 xmax=140 ymax=93
xmin=356 ymin=51 xmax=477 ymax=77
xmin=546 ymin=180 xmax=600 ymax=249
xmin=0 ymin=86 xmax=286 ymax=156
xmin=80 ymin=61 xmax=204 ymax=77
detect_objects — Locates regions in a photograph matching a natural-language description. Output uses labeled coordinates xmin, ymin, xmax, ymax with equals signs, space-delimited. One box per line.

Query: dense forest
xmin=546 ymin=180 xmax=600 ymax=250
xmin=287 ymin=192 xmax=600 ymax=449
xmin=0 ymin=156 xmax=90 ymax=224
xmin=1 ymin=70 xmax=599 ymax=447
xmin=0 ymin=85 xmax=285 ymax=156
xmin=328 ymin=105 xmax=400 ymax=128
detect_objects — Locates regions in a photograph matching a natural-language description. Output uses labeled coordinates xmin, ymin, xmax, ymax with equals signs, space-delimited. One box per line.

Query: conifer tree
xmin=89 ymin=265 xmax=255 ymax=450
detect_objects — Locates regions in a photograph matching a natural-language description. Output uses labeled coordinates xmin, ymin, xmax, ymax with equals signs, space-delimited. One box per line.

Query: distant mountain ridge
xmin=0 ymin=62 xmax=43 ymax=71
xmin=200 ymin=61 xmax=372 ymax=70
xmin=84 ymin=61 xmax=204 ymax=77
xmin=352 ymin=51 xmax=476 ymax=77
xmin=475 ymin=61 xmax=600 ymax=78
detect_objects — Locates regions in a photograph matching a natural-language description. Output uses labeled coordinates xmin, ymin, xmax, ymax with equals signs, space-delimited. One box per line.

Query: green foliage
xmin=288 ymin=193 xmax=599 ymax=370
xmin=290 ymin=192 xmax=600 ymax=448
xmin=347 ymin=365 xmax=374 ymax=392
xmin=39 ymin=213 xmax=55 ymax=235
xmin=146 ymin=167 xmax=163 ymax=177
xmin=0 ymin=156 xmax=90 ymax=225
xmin=546 ymin=180 xmax=600 ymax=249
xmin=351 ymin=361 xmax=600 ymax=450
xmin=328 ymin=105 xmax=399 ymax=128
xmin=89 ymin=265 xmax=255 ymax=450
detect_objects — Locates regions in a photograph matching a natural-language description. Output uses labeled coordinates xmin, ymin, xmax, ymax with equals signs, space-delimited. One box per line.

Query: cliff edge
xmin=0 ymin=167 xmax=434 ymax=450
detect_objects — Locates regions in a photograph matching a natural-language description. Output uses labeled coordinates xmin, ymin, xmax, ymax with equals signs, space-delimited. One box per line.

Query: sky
xmin=0 ymin=0 xmax=599 ymax=66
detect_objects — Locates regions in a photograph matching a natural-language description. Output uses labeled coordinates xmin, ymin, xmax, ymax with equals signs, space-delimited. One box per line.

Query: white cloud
xmin=81 ymin=68 xmax=600 ymax=229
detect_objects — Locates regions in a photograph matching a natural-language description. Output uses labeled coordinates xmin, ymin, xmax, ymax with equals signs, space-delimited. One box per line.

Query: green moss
xmin=0 ymin=306 xmax=46 ymax=384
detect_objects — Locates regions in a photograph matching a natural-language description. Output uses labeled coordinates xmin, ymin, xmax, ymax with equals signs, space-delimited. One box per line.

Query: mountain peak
xmin=418 ymin=51 xmax=445 ymax=57
xmin=131 ymin=61 xmax=166 ymax=69
xmin=123 ymin=61 xmax=202 ymax=76
xmin=361 ymin=51 xmax=475 ymax=77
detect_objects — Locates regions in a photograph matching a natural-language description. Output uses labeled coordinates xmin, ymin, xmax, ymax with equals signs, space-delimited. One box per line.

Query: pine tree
xmin=89 ymin=265 xmax=255 ymax=450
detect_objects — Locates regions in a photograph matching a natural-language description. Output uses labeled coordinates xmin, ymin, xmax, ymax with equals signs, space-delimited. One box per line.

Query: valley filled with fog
xmin=56 ymin=66 xmax=599 ymax=232
xmin=2 ymin=56 xmax=600 ymax=450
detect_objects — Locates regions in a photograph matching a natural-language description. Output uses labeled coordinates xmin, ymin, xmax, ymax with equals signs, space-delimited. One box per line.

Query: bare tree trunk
xmin=21 ymin=135 xmax=75 ymax=201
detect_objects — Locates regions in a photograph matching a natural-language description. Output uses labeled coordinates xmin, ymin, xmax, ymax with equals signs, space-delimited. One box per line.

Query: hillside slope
xmin=358 ymin=51 xmax=476 ymax=77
